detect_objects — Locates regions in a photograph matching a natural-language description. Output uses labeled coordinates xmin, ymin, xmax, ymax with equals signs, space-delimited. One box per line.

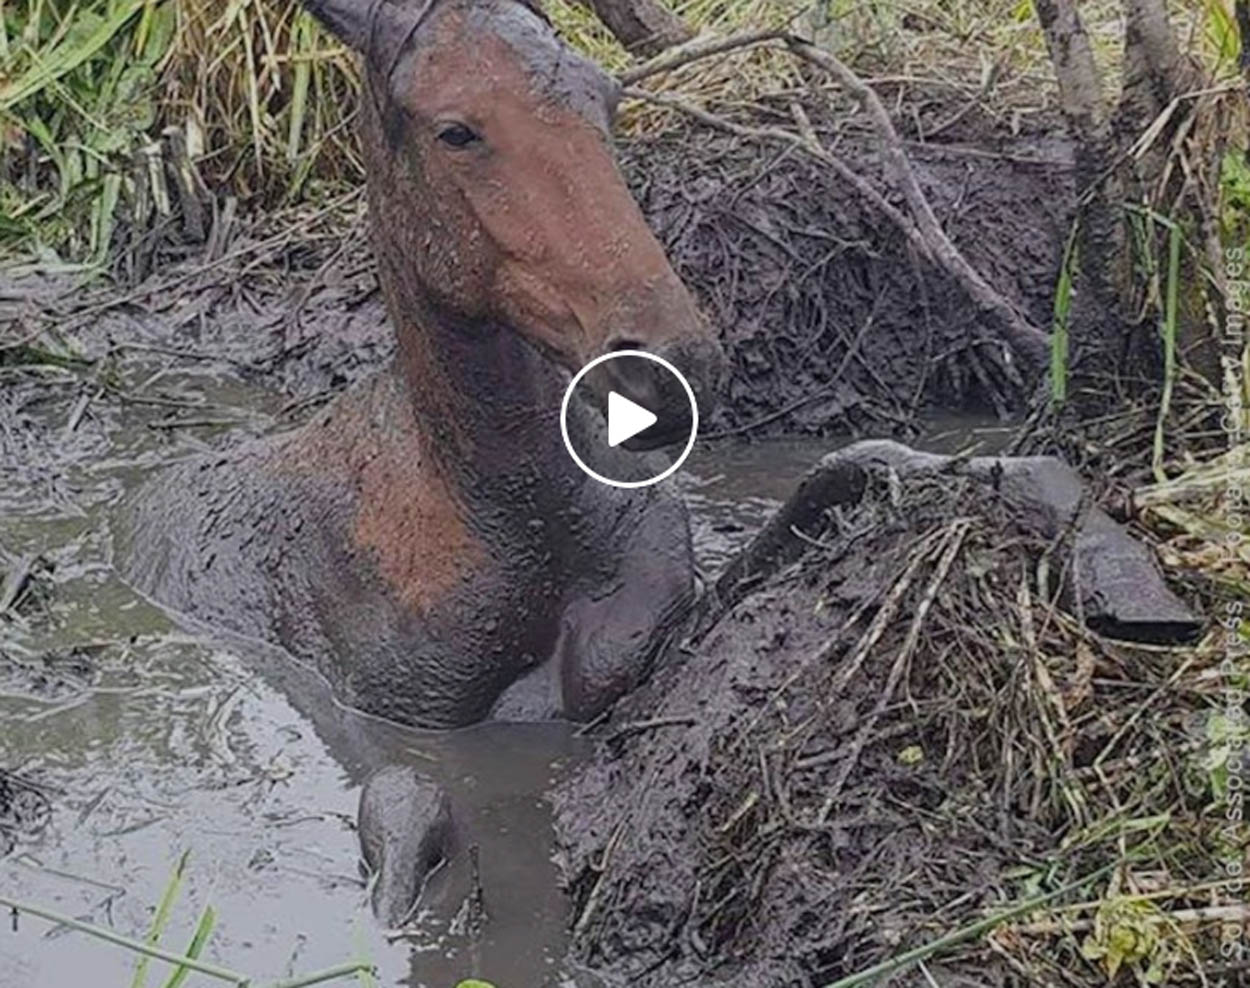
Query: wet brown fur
xmin=118 ymin=0 xmax=724 ymax=728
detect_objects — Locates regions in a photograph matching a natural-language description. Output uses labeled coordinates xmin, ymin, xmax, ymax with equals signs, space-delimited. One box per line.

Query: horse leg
xmin=554 ymin=496 xmax=694 ymax=722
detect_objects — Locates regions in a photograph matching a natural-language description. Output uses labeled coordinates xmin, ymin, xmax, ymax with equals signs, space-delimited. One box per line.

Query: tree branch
xmin=618 ymin=28 xmax=789 ymax=86
xmin=1032 ymin=0 xmax=1109 ymax=146
xmin=625 ymin=83 xmax=1047 ymax=375
xmin=786 ymin=38 xmax=1049 ymax=371
xmin=573 ymin=0 xmax=692 ymax=57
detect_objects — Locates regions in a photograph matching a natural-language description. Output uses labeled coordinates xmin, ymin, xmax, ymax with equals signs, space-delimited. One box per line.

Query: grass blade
xmin=0 ymin=0 xmax=148 ymax=111
xmin=0 ymin=893 xmax=246 ymax=984
xmin=821 ymin=861 xmax=1118 ymax=988
xmin=287 ymin=10 xmax=313 ymax=165
xmin=131 ymin=848 xmax=191 ymax=988
xmin=351 ymin=921 xmax=377 ymax=988
xmin=159 ymin=905 xmax=217 ymax=988
xmin=1151 ymin=220 xmax=1181 ymax=481
xmin=1050 ymin=220 xmax=1079 ymax=405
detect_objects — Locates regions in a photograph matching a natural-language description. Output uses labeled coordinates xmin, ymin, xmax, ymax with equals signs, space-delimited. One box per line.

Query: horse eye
xmin=436 ymin=123 xmax=479 ymax=149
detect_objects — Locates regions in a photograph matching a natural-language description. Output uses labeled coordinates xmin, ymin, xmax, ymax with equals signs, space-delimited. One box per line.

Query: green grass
xmin=0 ymin=0 xmax=1075 ymax=262
xmin=0 ymin=0 xmax=357 ymax=261
xmin=0 ymin=852 xmax=507 ymax=986
xmin=1049 ymin=221 xmax=1078 ymax=406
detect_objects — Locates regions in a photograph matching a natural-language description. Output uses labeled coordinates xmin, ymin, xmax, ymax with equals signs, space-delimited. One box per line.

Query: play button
xmin=607 ymin=391 xmax=658 ymax=448
xmin=560 ymin=349 xmax=699 ymax=489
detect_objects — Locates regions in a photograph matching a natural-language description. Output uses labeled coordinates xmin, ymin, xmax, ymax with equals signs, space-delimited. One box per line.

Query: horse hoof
xmin=358 ymin=765 xmax=455 ymax=927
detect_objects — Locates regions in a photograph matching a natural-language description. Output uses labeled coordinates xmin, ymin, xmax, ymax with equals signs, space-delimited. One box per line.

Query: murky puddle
xmin=0 ymin=346 xmax=1009 ymax=987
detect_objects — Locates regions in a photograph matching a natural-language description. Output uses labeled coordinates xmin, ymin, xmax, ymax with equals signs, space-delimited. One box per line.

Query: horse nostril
xmin=606 ymin=337 xmax=646 ymax=354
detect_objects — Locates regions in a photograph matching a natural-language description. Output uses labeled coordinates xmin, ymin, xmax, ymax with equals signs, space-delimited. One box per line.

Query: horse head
xmin=306 ymin=0 xmax=725 ymax=437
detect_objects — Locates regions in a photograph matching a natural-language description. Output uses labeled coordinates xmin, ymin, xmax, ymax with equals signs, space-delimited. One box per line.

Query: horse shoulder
xmin=278 ymin=374 xmax=489 ymax=620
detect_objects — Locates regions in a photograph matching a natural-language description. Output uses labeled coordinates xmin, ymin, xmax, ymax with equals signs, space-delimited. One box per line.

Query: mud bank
xmin=552 ymin=443 xmax=1207 ymax=987
xmin=619 ymin=118 xmax=1075 ymax=435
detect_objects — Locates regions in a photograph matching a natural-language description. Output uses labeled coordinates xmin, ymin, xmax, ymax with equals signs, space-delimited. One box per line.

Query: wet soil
xmin=619 ymin=119 xmax=1075 ymax=434
xmin=0 ymin=343 xmax=582 ymax=986
xmin=3 ymin=112 xmax=1074 ymax=442
xmin=0 ymin=261 xmax=1017 ymax=986
xmin=551 ymin=461 xmax=1212 ymax=987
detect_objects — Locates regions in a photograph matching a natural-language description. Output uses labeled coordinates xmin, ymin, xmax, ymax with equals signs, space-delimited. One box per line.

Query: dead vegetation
xmin=556 ymin=451 xmax=1245 ymax=986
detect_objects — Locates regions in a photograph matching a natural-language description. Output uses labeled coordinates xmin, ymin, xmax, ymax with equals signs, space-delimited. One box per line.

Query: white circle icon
xmin=560 ymin=350 xmax=699 ymax=489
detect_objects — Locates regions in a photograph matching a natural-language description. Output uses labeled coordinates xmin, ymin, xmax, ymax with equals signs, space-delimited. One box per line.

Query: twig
xmin=108 ymin=341 xmax=264 ymax=371
xmin=1014 ymin=902 xmax=1250 ymax=935
xmin=0 ymin=555 xmax=35 ymax=614
xmin=1093 ymin=649 xmax=1198 ymax=768
xmin=146 ymin=417 xmax=249 ymax=430
xmin=268 ymin=962 xmax=378 ymax=988
xmin=571 ymin=820 xmax=626 ymax=940
xmin=607 ymin=716 xmax=696 ymax=745
xmin=820 ymin=862 xmax=1119 ymax=988
xmin=922 ymin=59 xmax=1001 ymax=140
xmin=624 ymin=82 xmax=1044 ymax=377
xmin=57 ymin=189 xmax=363 ymax=322
xmin=619 ymin=28 xmax=789 ymax=85
xmin=618 ymin=25 xmax=1050 ymax=371
xmin=64 ymin=388 xmax=94 ymax=434
xmin=624 ymin=86 xmax=917 ymax=243
xmin=817 ymin=520 xmax=970 ymax=821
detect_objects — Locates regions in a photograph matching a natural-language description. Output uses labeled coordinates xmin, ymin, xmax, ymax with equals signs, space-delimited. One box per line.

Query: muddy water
xmin=0 ymin=350 xmax=1007 ymax=987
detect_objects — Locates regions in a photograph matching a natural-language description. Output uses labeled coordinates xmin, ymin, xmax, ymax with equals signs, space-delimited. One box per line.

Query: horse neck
xmin=387 ymin=300 xmax=594 ymax=520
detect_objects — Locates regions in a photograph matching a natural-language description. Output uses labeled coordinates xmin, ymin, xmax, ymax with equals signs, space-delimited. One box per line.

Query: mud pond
xmin=0 ymin=348 xmax=1011 ymax=986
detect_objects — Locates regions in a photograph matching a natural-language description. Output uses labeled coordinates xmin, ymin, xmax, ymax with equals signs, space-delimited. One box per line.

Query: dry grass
xmin=559 ymin=460 xmax=1247 ymax=985
xmin=0 ymin=0 xmax=1241 ymax=260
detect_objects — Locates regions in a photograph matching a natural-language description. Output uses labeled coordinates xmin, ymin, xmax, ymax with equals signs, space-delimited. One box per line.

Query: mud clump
xmin=271 ymin=119 xmax=1074 ymax=436
xmin=552 ymin=452 xmax=1210 ymax=986
xmin=620 ymin=117 xmax=1073 ymax=436
xmin=0 ymin=770 xmax=53 ymax=855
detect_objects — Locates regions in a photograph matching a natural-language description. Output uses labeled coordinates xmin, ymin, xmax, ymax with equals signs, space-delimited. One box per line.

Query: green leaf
xmin=1049 ymin=221 xmax=1078 ymax=406
xmin=0 ymin=0 xmax=149 ymax=112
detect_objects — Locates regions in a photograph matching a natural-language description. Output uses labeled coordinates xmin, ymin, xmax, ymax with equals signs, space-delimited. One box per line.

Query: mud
xmin=2 ymin=110 xmax=1073 ymax=441
xmin=551 ymin=452 xmax=1208 ymax=987
xmin=619 ymin=117 xmax=1075 ymax=434
xmin=0 ymin=293 xmax=850 ymax=985
xmin=0 ymin=285 xmax=1017 ymax=985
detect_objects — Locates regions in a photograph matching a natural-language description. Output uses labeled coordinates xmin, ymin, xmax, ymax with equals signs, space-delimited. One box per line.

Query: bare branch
xmin=786 ymin=39 xmax=1049 ymax=369
xmin=1031 ymin=0 xmax=1108 ymax=145
xmin=573 ymin=0 xmax=692 ymax=57
xmin=624 ymin=84 xmax=1048 ymax=373
xmin=618 ymin=28 xmax=789 ymax=86
xmin=1122 ymin=0 xmax=1194 ymax=110
xmin=621 ymin=86 xmax=920 ymax=252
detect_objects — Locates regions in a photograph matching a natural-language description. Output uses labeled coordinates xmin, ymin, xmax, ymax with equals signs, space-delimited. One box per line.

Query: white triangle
xmin=607 ymin=391 xmax=658 ymax=448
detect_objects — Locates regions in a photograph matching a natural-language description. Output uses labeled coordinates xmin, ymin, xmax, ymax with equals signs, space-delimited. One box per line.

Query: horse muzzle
xmin=589 ymin=334 xmax=728 ymax=451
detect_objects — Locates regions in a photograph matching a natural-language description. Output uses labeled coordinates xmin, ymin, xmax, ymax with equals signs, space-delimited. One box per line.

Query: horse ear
xmin=304 ymin=0 xmax=376 ymax=50
xmin=517 ymin=0 xmax=551 ymax=25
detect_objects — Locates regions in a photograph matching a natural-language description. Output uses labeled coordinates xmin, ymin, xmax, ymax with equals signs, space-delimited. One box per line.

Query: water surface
xmin=0 ymin=346 xmax=1006 ymax=987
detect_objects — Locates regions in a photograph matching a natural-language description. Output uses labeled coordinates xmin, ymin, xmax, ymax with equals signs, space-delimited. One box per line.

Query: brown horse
xmin=117 ymin=0 xmax=726 ymax=728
